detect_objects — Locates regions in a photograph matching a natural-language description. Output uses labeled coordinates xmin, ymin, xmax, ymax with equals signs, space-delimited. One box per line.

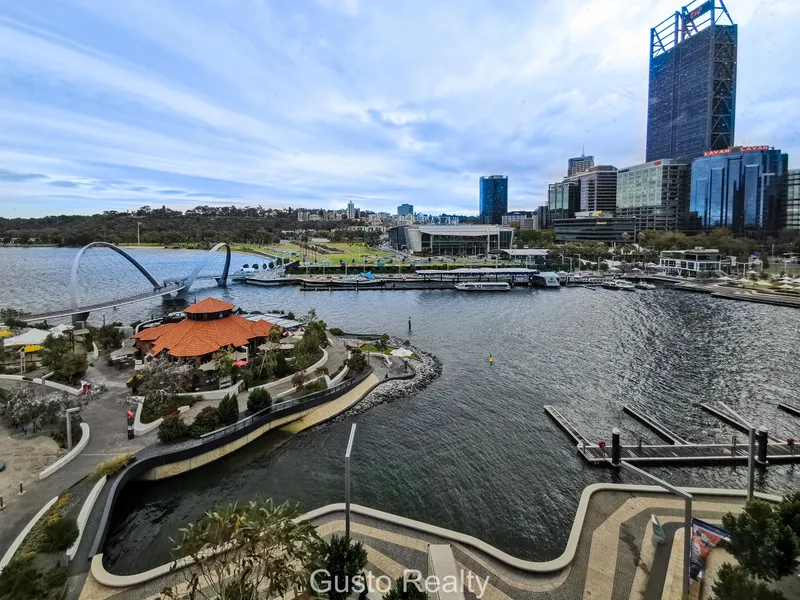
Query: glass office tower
xmin=646 ymin=1 xmax=737 ymax=162
xmin=479 ymin=175 xmax=508 ymax=225
xmin=689 ymin=146 xmax=788 ymax=235
xmin=786 ymin=169 xmax=800 ymax=230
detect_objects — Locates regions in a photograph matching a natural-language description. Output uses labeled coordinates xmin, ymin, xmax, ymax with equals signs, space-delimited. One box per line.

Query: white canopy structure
xmin=4 ymin=328 xmax=52 ymax=347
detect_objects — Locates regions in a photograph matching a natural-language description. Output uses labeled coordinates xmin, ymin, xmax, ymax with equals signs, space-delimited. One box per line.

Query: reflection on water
xmin=2 ymin=248 xmax=798 ymax=572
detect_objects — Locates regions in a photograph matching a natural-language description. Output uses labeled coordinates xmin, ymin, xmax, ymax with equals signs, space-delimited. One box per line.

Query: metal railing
xmin=199 ymin=367 xmax=374 ymax=441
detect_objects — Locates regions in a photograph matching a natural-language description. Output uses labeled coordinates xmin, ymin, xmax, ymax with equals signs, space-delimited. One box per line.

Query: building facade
xmin=501 ymin=211 xmax=534 ymax=226
xmin=479 ymin=175 xmax=508 ymax=224
xmin=689 ymin=146 xmax=789 ymax=235
xmin=388 ymin=225 xmax=514 ymax=255
xmin=646 ymin=1 xmax=737 ymax=162
xmin=347 ymin=201 xmax=356 ymax=220
xmin=547 ymin=180 xmax=581 ymax=222
xmin=553 ymin=213 xmax=636 ymax=244
xmin=659 ymin=249 xmax=723 ymax=277
xmin=786 ymin=169 xmax=800 ymax=230
xmin=616 ymin=159 xmax=691 ymax=231
xmin=574 ymin=166 xmax=618 ymax=213
xmin=568 ymin=154 xmax=595 ymax=177
xmin=397 ymin=203 xmax=414 ymax=217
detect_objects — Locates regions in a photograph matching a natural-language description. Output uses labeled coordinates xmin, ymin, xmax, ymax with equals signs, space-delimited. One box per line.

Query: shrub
xmin=50 ymin=414 xmax=83 ymax=450
xmin=346 ymin=348 xmax=368 ymax=372
xmin=304 ymin=379 xmax=327 ymax=394
xmin=141 ymin=392 xmax=186 ymax=424
xmin=273 ymin=352 xmax=291 ymax=377
xmin=90 ymin=453 xmax=134 ymax=481
xmin=39 ymin=516 xmax=79 ymax=552
xmin=217 ymin=393 xmax=239 ymax=426
xmin=158 ymin=414 xmax=191 ymax=443
xmin=316 ymin=366 xmax=329 ymax=376
xmin=329 ymin=327 xmax=344 ymax=336
xmin=247 ymin=388 xmax=272 ymax=414
xmin=191 ymin=406 xmax=221 ymax=437
xmin=0 ymin=555 xmax=45 ymax=600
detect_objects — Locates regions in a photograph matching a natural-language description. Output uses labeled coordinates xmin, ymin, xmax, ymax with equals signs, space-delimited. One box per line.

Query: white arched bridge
xmin=24 ymin=242 xmax=232 ymax=323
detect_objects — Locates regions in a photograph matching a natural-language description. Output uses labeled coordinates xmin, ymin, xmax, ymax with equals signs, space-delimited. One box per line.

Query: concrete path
xmin=0 ymin=362 xmax=149 ymax=553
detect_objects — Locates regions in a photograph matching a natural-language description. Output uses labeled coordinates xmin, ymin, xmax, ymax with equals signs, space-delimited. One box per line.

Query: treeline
xmin=0 ymin=205 xmax=348 ymax=247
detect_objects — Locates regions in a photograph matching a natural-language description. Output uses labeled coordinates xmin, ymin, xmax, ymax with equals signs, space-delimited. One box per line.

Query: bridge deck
xmin=778 ymin=402 xmax=800 ymax=418
xmin=581 ymin=442 xmax=800 ymax=465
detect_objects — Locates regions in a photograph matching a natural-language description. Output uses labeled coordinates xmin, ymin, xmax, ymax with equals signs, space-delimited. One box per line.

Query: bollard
xmin=611 ymin=428 xmax=621 ymax=466
xmin=18 ymin=482 xmax=24 ymax=495
xmin=756 ymin=427 xmax=769 ymax=465
xmin=0 ymin=495 xmax=4 ymax=510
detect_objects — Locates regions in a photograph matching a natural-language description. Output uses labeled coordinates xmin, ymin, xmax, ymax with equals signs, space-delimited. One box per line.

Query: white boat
xmin=614 ymin=280 xmax=637 ymax=291
xmin=634 ymin=282 xmax=656 ymax=290
xmin=454 ymin=281 xmax=511 ymax=291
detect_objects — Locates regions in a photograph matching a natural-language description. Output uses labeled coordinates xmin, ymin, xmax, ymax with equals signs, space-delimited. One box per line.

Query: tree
xmin=158 ymin=414 xmax=191 ymax=443
xmin=40 ymin=333 xmax=73 ymax=374
xmin=711 ymin=564 xmax=785 ymax=600
xmin=247 ymin=387 xmax=272 ymax=413
xmin=268 ymin=325 xmax=283 ymax=344
xmin=213 ymin=347 xmax=235 ymax=379
xmin=58 ymin=350 xmax=88 ymax=382
xmin=160 ymin=500 xmax=322 ymax=600
xmin=91 ymin=324 xmax=123 ymax=350
xmin=722 ymin=498 xmax=800 ymax=581
xmin=217 ymin=393 xmax=239 ymax=425
xmin=383 ymin=576 xmax=429 ymax=600
xmin=318 ymin=534 xmax=368 ymax=600
xmin=190 ymin=406 xmax=221 ymax=437
xmin=346 ymin=348 xmax=368 ymax=372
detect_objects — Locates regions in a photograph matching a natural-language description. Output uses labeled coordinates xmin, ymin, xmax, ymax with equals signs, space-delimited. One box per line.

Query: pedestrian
xmin=403 ymin=359 xmax=408 ymax=372
xmin=489 ymin=354 xmax=493 ymax=367
xmin=408 ymin=317 xmax=412 ymax=332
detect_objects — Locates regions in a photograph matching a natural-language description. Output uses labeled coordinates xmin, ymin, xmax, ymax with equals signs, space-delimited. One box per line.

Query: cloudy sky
xmin=1 ymin=0 xmax=798 ymax=217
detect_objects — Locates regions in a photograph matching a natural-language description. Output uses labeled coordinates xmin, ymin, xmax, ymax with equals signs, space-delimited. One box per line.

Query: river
xmin=2 ymin=247 xmax=799 ymax=573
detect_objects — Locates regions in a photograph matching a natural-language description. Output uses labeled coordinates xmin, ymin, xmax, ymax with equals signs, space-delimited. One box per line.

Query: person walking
xmin=489 ymin=354 xmax=493 ymax=367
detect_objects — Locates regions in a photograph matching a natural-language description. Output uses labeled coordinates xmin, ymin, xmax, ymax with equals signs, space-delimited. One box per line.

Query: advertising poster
xmin=689 ymin=518 xmax=729 ymax=580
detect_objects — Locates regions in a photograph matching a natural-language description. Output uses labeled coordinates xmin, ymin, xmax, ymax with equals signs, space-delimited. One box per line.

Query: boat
xmin=615 ymin=280 xmax=637 ymax=291
xmin=454 ymin=281 xmax=511 ymax=291
xmin=634 ymin=282 xmax=656 ymax=290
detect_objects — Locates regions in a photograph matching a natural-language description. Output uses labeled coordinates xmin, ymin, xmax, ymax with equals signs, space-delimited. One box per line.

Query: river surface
xmin=3 ymin=247 xmax=800 ymax=573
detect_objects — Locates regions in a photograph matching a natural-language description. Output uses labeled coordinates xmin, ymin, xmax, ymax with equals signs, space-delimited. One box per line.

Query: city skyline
xmin=1 ymin=0 xmax=799 ymax=218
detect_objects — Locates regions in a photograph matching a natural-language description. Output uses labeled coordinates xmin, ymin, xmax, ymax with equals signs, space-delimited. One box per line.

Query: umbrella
xmin=233 ymin=359 xmax=248 ymax=367
xmin=778 ymin=283 xmax=795 ymax=290
xmin=779 ymin=277 xmax=794 ymax=284
xmin=631 ymin=267 xmax=642 ymax=272
xmin=755 ymin=280 xmax=773 ymax=287
xmin=199 ymin=362 xmax=216 ymax=372
xmin=23 ymin=344 xmax=43 ymax=353
xmin=736 ymin=278 xmax=750 ymax=285
xmin=0 ymin=330 xmax=12 ymax=338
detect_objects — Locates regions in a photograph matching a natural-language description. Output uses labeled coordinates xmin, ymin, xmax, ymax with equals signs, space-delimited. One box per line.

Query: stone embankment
xmin=332 ymin=339 xmax=442 ymax=421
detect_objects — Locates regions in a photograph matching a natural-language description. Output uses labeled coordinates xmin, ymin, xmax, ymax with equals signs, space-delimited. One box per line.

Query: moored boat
xmin=454 ymin=281 xmax=511 ymax=291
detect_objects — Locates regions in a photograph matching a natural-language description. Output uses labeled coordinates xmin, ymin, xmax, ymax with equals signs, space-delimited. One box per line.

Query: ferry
xmin=635 ymin=282 xmax=656 ymax=290
xmin=602 ymin=280 xmax=636 ymax=291
xmin=454 ymin=281 xmax=511 ymax=292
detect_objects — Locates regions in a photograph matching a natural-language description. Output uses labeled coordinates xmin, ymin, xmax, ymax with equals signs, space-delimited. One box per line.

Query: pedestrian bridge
xmin=23 ymin=242 xmax=231 ymax=323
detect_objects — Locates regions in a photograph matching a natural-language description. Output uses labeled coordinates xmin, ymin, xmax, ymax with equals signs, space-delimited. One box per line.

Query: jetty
xmin=546 ymin=405 xmax=799 ymax=467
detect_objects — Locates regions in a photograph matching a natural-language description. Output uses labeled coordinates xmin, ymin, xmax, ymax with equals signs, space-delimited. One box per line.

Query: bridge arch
xmin=180 ymin=242 xmax=232 ymax=294
xmin=70 ymin=242 xmax=161 ymax=311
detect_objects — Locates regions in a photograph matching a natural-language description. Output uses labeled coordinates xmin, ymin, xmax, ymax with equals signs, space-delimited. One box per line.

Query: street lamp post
xmin=619 ymin=461 xmax=692 ymax=598
xmin=344 ymin=423 xmax=357 ymax=538
xmin=719 ymin=402 xmax=756 ymax=501
xmin=65 ymin=407 xmax=81 ymax=451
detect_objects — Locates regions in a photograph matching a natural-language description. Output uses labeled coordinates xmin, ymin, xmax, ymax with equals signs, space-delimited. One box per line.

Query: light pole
xmin=344 ymin=423 xmax=357 ymax=538
xmin=719 ymin=402 xmax=756 ymax=501
xmin=619 ymin=461 xmax=692 ymax=598
xmin=137 ymin=221 xmax=141 ymax=246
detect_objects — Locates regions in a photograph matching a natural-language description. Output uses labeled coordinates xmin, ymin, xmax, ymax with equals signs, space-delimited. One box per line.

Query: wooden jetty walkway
xmin=778 ymin=402 xmax=800 ymax=418
xmin=545 ymin=405 xmax=799 ymax=467
xmin=622 ymin=405 xmax=688 ymax=445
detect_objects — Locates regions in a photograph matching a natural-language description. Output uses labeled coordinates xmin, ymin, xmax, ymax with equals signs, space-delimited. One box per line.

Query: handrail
xmin=199 ymin=369 xmax=373 ymax=441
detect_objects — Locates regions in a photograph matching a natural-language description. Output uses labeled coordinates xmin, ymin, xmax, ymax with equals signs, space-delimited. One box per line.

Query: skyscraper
xmin=573 ymin=166 xmax=618 ymax=213
xmin=646 ymin=1 xmax=737 ymax=162
xmin=397 ymin=203 xmax=414 ymax=217
xmin=616 ymin=159 xmax=691 ymax=231
xmin=567 ymin=154 xmax=594 ymax=177
xmin=479 ymin=176 xmax=508 ymax=224
xmin=787 ymin=169 xmax=800 ymax=230
xmin=689 ymin=146 xmax=788 ymax=235
xmin=347 ymin=201 xmax=355 ymax=220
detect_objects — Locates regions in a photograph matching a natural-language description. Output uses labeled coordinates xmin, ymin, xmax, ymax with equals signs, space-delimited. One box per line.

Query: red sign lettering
xmin=704 ymin=145 xmax=772 ymax=157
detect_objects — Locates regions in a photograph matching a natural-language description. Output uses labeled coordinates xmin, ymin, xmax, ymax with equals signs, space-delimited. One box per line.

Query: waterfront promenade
xmin=75 ymin=486 xmax=784 ymax=600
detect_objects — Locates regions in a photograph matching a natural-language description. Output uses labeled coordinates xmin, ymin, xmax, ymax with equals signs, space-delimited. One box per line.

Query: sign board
xmin=704 ymin=145 xmax=771 ymax=157
xmin=219 ymin=375 xmax=233 ymax=389
xmin=651 ymin=514 xmax=666 ymax=544
xmin=683 ymin=0 xmax=712 ymax=22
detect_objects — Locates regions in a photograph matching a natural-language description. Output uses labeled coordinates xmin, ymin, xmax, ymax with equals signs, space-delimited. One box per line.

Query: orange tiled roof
xmin=184 ymin=297 xmax=235 ymax=314
xmin=133 ymin=314 xmax=276 ymax=358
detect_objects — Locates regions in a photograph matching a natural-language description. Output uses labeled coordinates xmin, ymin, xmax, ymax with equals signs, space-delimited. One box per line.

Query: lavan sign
xmin=703 ymin=145 xmax=772 ymax=157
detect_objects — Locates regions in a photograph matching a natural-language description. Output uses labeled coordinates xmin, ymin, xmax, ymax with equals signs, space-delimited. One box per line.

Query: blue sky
xmin=0 ymin=0 xmax=798 ymax=217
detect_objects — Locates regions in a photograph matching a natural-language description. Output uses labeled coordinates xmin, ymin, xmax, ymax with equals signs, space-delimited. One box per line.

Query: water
xmin=3 ymin=247 xmax=800 ymax=573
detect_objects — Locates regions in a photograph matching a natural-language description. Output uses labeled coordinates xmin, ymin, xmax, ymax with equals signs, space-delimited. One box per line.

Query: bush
xmin=157 ymin=414 xmax=191 ymax=443
xmin=217 ymin=393 xmax=239 ymax=426
xmin=291 ymin=372 xmax=306 ymax=388
xmin=247 ymin=388 xmax=272 ymax=414
xmin=316 ymin=366 xmax=329 ymax=376
xmin=304 ymin=379 xmax=327 ymax=394
xmin=50 ymin=414 xmax=83 ymax=450
xmin=346 ymin=348 xmax=368 ymax=373
xmin=329 ymin=327 xmax=344 ymax=336
xmin=191 ymin=406 xmax=221 ymax=437
xmin=0 ymin=555 xmax=45 ymax=600
xmin=39 ymin=516 xmax=78 ymax=552
xmin=274 ymin=352 xmax=291 ymax=377
xmin=90 ymin=453 xmax=134 ymax=481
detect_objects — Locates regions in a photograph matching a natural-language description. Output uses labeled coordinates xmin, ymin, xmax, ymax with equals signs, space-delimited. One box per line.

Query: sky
xmin=0 ymin=0 xmax=799 ymax=218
